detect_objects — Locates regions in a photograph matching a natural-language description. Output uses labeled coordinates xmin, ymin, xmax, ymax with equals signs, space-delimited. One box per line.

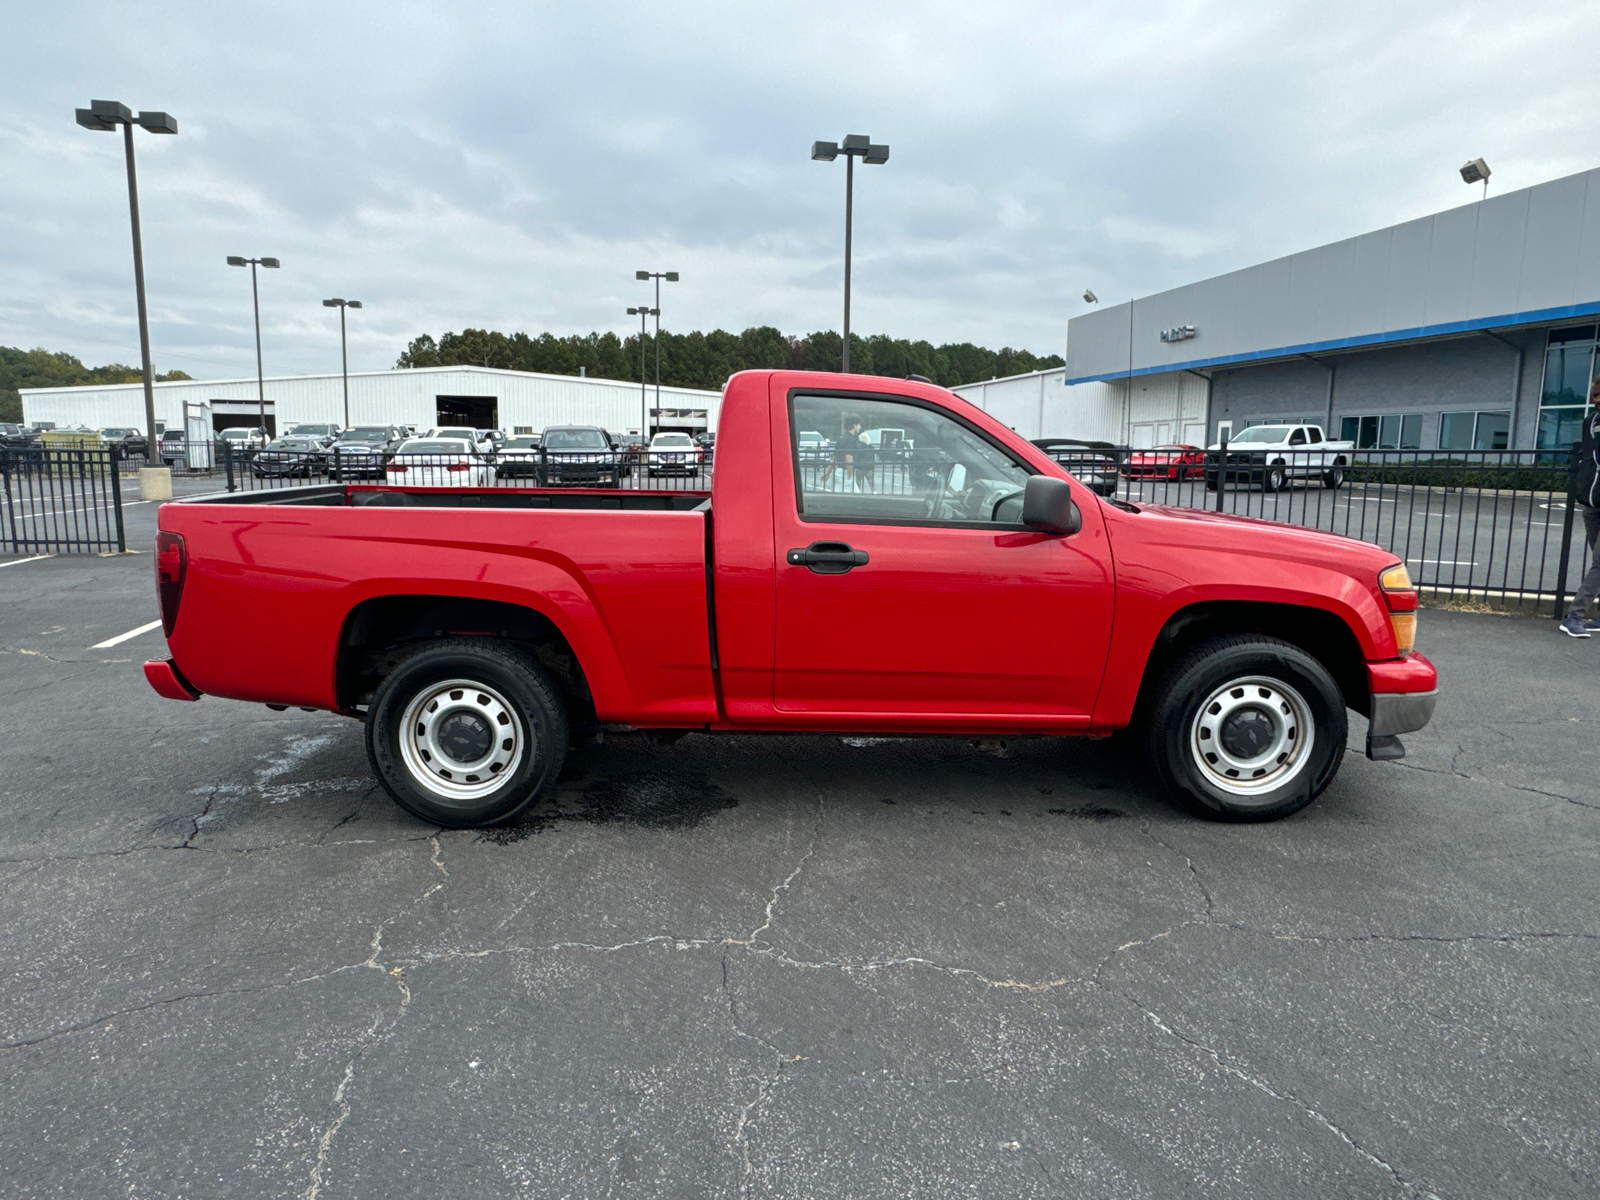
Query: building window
xmin=1339 ymin=413 xmax=1423 ymax=449
xmin=1537 ymin=325 xmax=1597 ymax=449
xmin=1438 ymin=410 xmax=1510 ymax=451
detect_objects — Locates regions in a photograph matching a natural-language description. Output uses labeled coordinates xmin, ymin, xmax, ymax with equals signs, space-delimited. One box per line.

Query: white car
xmin=1208 ymin=424 xmax=1355 ymax=491
xmin=647 ymin=432 xmax=702 ymax=476
xmin=430 ymin=426 xmax=495 ymax=452
xmin=384 ymin=438 xmax=495 ymax=487
xmin=218 ymin=427 xmax=269 ymax=450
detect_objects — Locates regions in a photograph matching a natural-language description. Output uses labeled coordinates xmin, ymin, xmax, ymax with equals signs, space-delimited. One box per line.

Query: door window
xmin=791 ymin=393 xmax=1033 ymax=527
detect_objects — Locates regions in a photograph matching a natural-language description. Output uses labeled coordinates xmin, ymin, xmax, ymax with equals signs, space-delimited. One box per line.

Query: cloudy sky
xmin=3 ymin=1 xmax=1597 ymax=380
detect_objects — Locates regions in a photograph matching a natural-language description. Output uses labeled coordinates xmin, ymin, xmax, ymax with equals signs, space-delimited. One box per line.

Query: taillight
xmin=1379 ymin=562 xmax=1418 ymax=655
xmin=445 ymin=462 xmax=468 ymax=472
xmin=155 ymin=530 xmax=186 ymax=636
xmin=387 ymin=463 xmax=407 ymax=473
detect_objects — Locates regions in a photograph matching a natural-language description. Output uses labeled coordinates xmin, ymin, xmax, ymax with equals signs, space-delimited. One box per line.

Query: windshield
xmin=434 ymin=427 xmax=477 ymax=439
xmin=543 ymin=429 xmax=608 ymax=450
xmin=504 ymin=437 xmax=539 ymax=449
xmin=291 ymin=424 xmax=335 ymax=436
xmin=651 ymin=434 xmax=693 ymax=447
xmin=1229 ymin=426 xmax=1293 ymax=444
xmin=340 ymin=429 xmax=390 ymax=442
xmin=265 ymin=439 xmax=317 ymax=451
xmin=399 ymin=439 xmax=472 ymax=454
xmin=220 ymin=429 xmax=251 ymax=439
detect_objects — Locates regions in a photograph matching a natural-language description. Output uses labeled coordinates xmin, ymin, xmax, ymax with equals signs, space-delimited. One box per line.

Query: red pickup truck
xmin=144 ymin=370 xmax=1436 ymax=827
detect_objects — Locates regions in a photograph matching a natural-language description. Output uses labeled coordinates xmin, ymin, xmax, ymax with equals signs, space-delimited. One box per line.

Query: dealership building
xmin=956 ymin=165 xmax=1600 ymax=452
xmin=18 ymin=365 xmax=723 ymax=442
xmin=1064 ymin=164 xmax=1600 ymax=452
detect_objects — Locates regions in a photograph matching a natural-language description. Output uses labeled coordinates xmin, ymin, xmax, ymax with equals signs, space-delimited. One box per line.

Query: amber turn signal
xmin=1379 ymin=563 xmax=1412 ymax=591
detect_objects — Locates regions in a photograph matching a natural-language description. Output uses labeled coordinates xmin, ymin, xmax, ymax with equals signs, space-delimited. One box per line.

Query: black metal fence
xmin=1 ymin=448 xmax=126 ymax=554
xmin=151 ymin=442 xmax=715 ymax=494
xmin=1112 ymin=446 xmax=1589 ymax=616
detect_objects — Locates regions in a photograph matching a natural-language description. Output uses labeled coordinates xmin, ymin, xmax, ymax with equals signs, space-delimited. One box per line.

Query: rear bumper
xmin=144 ymin=658 xmax=201 ymax=701
xmin=1364 ymin=653 xmax=1437 ymax=760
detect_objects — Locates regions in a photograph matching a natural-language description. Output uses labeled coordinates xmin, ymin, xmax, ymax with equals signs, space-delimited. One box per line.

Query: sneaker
xmin=1560 ymin=612 xmax=1592 ymax=638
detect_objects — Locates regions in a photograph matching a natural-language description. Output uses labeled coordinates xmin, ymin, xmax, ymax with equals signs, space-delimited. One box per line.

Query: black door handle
xmin=786 ymin=541 xmax=869 ymax=574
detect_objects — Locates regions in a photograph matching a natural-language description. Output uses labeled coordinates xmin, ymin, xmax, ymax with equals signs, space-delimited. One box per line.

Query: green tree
xmin=0 ymin=346 xmax=191 ymax=424
xmin=394 ymin=326 xmax=1062 ymax=393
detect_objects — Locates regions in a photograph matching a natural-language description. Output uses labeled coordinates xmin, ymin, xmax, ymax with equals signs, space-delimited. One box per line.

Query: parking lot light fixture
xmin=323 ymin=298 xmax=362 ymax=430
xmin=636 ymin=271 xmax=679 ymax=431
xmin=229 ymin=256 xmax=280 ymax=436
xmin=812 ymin=133 xmax=890 ymax=372
xmin=75 ymin=99 xmax=176 ymax=495
xmin=1460 ymin=157 xmax=1491 ymax=199
xmin=627 ymin=306 xmax=659 ymax=440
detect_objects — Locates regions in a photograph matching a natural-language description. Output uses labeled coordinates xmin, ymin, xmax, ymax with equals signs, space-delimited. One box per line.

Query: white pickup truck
xmin=1207 ymin=424 xmax=1355 ymax=492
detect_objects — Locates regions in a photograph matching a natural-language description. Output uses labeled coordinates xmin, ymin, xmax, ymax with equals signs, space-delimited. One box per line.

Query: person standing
xmin=1560 ymin=376 xmax=1600 ymax=637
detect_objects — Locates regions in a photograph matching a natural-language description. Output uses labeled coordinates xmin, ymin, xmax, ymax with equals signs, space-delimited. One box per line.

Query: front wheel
xmin=1147 ymin=635 xmax=1347 ymax=821
xmin=1265 ymin=464 xmax=1287 ymax=492
xmin=365 ymin=638 xmax=569 ymax=827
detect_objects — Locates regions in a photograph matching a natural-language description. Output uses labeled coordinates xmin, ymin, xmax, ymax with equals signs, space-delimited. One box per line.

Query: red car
xmin=1123 ymin=443 xmax=1206 ymax=480
xmin=144 ymin=370 xmax=1436 ymax=829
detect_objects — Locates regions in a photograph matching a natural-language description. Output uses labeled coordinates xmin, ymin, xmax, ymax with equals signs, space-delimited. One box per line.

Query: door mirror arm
xmin=1021 ymin=474 xmax=1082 ymax=535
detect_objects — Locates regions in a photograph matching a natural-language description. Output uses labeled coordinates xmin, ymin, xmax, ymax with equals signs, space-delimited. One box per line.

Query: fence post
xmin=109 ymin=449 xmax=126 ymax=553
xmin=224 ymin=443 xmax=236 ymax=492
xmin=538 ymin=446 xmax=548 ymax=487
xmin=2 ymin=452 xmax=15 ymax=554
xmin=1215 ymin=436 xmax=1228 ymax=513
xmin=1552 ymin=487 xmax=1577 ymax=621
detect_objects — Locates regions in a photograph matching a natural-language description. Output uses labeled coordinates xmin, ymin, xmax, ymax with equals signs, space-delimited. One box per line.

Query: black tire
xmin=1322 ymin=466 xmax=1344 ymax=489
xmin=365 ymin=638 xmax=569 ymax=828
xmin=1265 ymin=463 xmax=1287 ymax=492
xmin=1147 ymin=635 xmax=1347 ymax=822
xmin=1205 ymin=476 xmax=1219 ymax=492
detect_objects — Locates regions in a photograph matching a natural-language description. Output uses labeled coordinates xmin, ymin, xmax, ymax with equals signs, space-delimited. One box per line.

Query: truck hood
xmin=1104 ymin=498 xmax=1398 ymax=573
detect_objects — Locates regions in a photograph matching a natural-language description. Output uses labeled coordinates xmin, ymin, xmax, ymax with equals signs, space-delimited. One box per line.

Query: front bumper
xmin=1364 ymin=653 xmax=1438 ymax=760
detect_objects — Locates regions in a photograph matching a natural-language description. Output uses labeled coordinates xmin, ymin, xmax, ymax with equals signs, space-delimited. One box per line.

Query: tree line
xmin=397 ymin=327 xmax=1063 ymax=391
xmin=0 ymin=346 xmax=191 ymax=424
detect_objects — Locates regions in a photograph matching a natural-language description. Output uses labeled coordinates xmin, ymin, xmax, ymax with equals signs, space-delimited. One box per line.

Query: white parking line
xmin=92 ymin=619 xmax=163 ymax=648
xmin=0 ymin=554 xmax=54 ymax=568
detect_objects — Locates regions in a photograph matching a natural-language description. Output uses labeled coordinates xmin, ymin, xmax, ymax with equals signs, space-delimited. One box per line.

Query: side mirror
xmin=1021 ymin=474 xmax=1082 ymax=535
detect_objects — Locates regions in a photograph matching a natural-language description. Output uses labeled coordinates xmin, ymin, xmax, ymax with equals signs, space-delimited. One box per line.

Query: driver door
xmin=772 ymin=389 xmax=1116 ymax=718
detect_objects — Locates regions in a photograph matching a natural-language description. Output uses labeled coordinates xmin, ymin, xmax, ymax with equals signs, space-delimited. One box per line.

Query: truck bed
xmin=173 ymin=483 xmax=711 ymax=511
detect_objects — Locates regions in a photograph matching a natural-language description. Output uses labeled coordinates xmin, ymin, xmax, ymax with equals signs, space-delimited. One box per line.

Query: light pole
xmin=1460 ymin=157 xmax=1491 ymax=200
xmin=227 ymin=256 xmax=280 ymax=436
xmin=322 ymin=299 xmax=363 ymax=430
xmin=627 ymin=306 xmax=659 ymax=441
xmin=75 ymin=99 xmax=177 ymax=498
xmin=811 ymin=134 xmax=889 ymax=373
xmin=636 ymin=271 xmax=679 ymax=426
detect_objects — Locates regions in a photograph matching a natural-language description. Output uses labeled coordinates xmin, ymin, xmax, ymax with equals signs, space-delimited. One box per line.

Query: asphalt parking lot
xmin=2 ymin=533 xmax=1597 ymax=1198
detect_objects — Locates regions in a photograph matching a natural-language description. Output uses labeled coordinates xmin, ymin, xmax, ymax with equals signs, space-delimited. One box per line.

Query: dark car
xmin=1031 ymin=438 xmax=1120 ymax=497
xmin=98 ymin=427 xmax=148 ymax=458
xmin=494 ymin=435 xmax=544 ymax=479
xmin=0 ymin=423 xmax=39 ymax=450
xmin=252 ymin=437 xmax=327 ymax=478
xmin=539 ymin=425 xmax=623 ymax=487
xmin=284 ymin=423 xmax=342 ymax=448
xmin=328 ymin=426 xmax=405 ymax=479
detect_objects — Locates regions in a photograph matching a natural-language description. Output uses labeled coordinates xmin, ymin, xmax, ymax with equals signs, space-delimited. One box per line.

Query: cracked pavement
xmin=1 ymin=538 xmax=1597 ymax=1198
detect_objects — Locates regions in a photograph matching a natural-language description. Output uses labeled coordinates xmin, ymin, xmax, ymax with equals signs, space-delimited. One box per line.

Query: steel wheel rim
xmin=399 ymin=678 xmax=527 ymax=804
xmin=1189 ymin=675 xmax=1314 ymax=798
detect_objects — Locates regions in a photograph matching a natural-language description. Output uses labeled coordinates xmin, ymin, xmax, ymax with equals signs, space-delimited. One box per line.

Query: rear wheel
xmin=1147 ymin=635 xmax=1346 ymax=821
xmin=365 ymin=638 xmax=568 ymax=828
xmin=1322 ymin=465 xmax=1344 ymax=489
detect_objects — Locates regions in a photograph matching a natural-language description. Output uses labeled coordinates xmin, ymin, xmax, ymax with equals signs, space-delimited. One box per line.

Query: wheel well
xmin=1134 ymin=601 xmax=1369 ymax=720
xmin=336 ymin=595 xmax=596 ymax=731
